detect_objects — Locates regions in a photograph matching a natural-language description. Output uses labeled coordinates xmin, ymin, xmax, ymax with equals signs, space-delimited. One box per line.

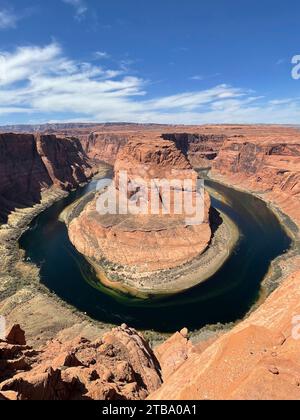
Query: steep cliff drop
xmin=1 ymin=125 xmax=300 ymax=400
xmin=67 ymin=138 xmax=236 ymax=296
xmin=212 ymin=134 xmax=300 ymax=226
xmin=0 ymin=133 xmax=92 ymax=223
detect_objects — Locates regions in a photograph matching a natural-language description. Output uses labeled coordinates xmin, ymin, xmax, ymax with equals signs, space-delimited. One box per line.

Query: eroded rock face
xmin=154 ymin=329 xmax=193 ymax=381
xmin=0 ymin=324 xmax=162 ymax=400
xmin=68 ymin=138 xmax=211 ymax=272
xmin=0 ymin=133 xmax=92 ymax=223
xmin=162 ymin=133 xmax=226 ymax=168
xmin=83 ymin=132 xmax=128 ymax=164
xmin=150 ymin=269 xmax=300 ymax=400
xmin=212 ymin=135 xmax=300 ymax=225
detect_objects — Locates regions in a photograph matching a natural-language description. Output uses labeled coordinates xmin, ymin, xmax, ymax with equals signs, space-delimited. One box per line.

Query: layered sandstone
xmin=212 ymin=134 xmax=300 ymax=225
xmin=2 ymin=124 xmax=300 ymax=400
xmin=0 ymin=133 xmax=92 ymax=223
xmin=162 ymin=133 xmax=226 ymax=168
xmin=0 ymin=324 xmax=162 ymax=400
xmin=150 ymin=268 xmax=300 ymax=400
xmin=82 ymin=132 xmax=128 ymax=164
xmin=68 ymin=138 xmax=212 ymax=275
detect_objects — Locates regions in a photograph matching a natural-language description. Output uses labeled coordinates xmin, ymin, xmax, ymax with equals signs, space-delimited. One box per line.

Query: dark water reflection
xmin=19 ymin=179 xmax=291 ymax=332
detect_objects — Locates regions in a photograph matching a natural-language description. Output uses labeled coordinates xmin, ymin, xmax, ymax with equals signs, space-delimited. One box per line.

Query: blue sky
xmin=0 ymin=0 xmax=299 ymax=124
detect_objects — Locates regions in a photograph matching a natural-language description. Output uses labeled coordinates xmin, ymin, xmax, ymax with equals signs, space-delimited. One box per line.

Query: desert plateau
xmin=1 ymin=0 xmax=300 ymax=405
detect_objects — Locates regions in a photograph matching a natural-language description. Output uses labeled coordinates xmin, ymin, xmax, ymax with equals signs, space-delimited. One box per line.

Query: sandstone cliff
xmin=0 ymin=133 xmax=92 ymax=223
xmin=150 ymin=268 xmax=300 ymax=400
xmin=68 ymin=138 xmax=212 ymax=275
xmin=162 ymin=133 xmax=226 ymax=168
xmin=82 ymin=130 xmax=227 ymax=168
xmin=82 ymin=132 xmax=128 ymax=164
xmin=212 ymin=134 xmax=300 ymax=225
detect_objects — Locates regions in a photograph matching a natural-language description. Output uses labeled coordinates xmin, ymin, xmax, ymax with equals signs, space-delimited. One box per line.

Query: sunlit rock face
xmin=211 ymin=134 xmax=300 ymax=225
xmin=68 ymin=138 xmax=212 ymax=272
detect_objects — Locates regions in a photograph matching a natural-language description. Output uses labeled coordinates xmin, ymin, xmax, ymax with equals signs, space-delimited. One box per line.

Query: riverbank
xmin=0 ymin=168 xmax=297 ymax=349
xmin=0 ymin=168 xmax=118 ymax=348
xmin=88 ymin=207 xmax=239 ymax=298
xmin=207 ymin=173 xmax=300 ymax=300
xmin=60 ymin=181 xmax=239 ymax=297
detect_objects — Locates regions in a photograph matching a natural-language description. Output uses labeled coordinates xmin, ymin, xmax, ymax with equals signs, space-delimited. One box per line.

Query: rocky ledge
xmin=0 ymin=324 xmax=162 ymax=400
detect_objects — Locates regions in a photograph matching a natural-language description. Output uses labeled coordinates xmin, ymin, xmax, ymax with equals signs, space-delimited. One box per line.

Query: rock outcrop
xmin=212 ymin=134 xmax=300 ymax=225
xmin=82 ymin=132 xmax=128 ymax=164
xmin=68 ymin=138 xmax=212 ymax=275
xmin=150 ymin=269 xmax=300 ymax=400
xmin=162 ymin=133 xmax=226 ymax=168
xmin=0 ymin=133 xmax=92 ymax=223
xmin=0 ymin=324 xmax=162 ymax=400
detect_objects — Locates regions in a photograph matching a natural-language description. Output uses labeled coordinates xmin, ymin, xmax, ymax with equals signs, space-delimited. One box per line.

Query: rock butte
xmin=68 ymin=138 xmax=212 ymax=274
xmin=1 ymin=124 xmax=300 ymax=400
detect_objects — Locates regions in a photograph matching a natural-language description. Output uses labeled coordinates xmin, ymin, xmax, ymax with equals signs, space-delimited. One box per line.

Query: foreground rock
xmin=0 ymin=324 xmax=162 ymax=400
xmin=149 ymin=268 xmax=300 ymax=400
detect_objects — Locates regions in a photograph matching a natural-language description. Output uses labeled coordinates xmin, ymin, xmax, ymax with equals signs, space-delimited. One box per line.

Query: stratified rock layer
xmin=212 ymin=134 xmax=300 ymax=226
xmin=68 ymin=138 xmax=211 ymax=272
xmin=0 ymin=133 xmax=92 ymax=223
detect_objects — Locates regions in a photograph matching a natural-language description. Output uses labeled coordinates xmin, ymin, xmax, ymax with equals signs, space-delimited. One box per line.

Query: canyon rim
xmin=1 ymin=0 xmax=300 ymax=404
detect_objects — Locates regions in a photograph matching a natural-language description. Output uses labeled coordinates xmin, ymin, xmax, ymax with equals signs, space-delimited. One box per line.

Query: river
xmin=19 ymin=178 xmax=292 ymax=333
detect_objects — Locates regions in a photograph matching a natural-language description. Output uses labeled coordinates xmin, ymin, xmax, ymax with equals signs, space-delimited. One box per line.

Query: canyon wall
xmin=162 ymin=133 xmax=226 ymax=167
xmin=82 ymin=132 xmax=129 ymax=164
xmin=82 ymin=131 xmax=227 ymax=168
xmin=211 ymin=134 xmax=300 ymax=225
xmin=0 ymin=133 xmax=92 ymax=223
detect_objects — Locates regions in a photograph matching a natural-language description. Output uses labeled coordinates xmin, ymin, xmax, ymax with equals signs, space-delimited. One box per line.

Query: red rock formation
xmin=68 ymin=138 xmax=211 ymax=273
xmin=0 ymin=324 xmax=162 ymax=400
xmin=0 ymin=133 xmax=92 ymax=223
xmin=154 ymin=328 xmax=193 ymax=381
xmin=150 ymin=269 xmax=300 ymax=400
xmin=212 ymin=134 xmax=300 ymax=225
xmin=5 ymin=325 xmax=26 ymax=346
xmin=162 ymin=133 xmax=226 ymax=167
xmin=82 ymin=132 xmax=128 ymax=164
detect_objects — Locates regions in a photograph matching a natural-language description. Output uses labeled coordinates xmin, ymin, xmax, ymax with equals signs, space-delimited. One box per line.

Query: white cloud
xmin=62 ymin=0 xmax=87 ymax=20
xmin=190 ymin=75 xmax=204 ymax=81
xmin=0 ymin=42 xmax=300 ymax=124
xmin=94 ymin=51 xmax=110 ymax=59
xmin=0 ymin=9 xmax=18 ymax=29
